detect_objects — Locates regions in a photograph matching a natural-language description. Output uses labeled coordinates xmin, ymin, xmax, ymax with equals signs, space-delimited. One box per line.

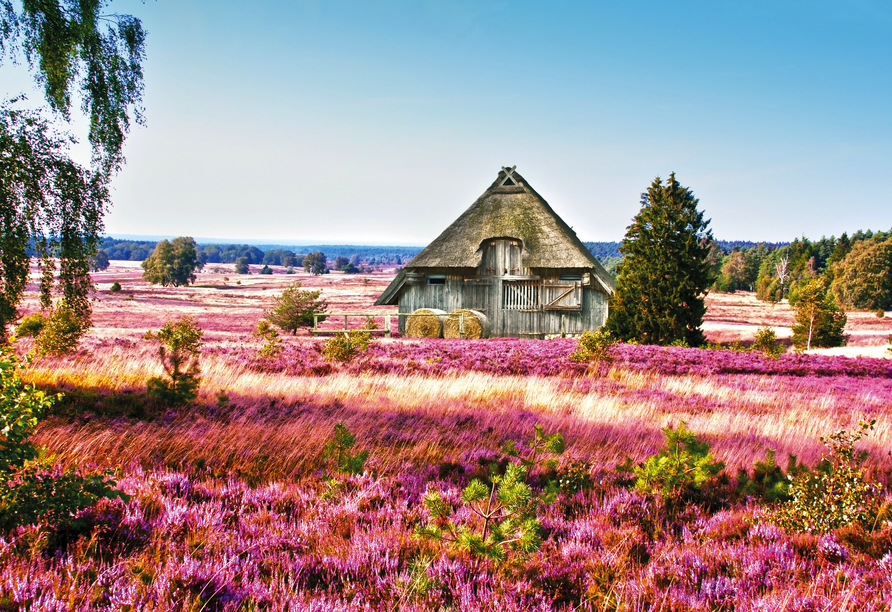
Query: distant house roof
xmin=376 ymin=167 xmax=616 ymax=305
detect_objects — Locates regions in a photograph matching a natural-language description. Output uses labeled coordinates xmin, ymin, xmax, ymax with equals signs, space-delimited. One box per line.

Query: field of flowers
xmin=5 ymin=262 xmax=892 ymax=610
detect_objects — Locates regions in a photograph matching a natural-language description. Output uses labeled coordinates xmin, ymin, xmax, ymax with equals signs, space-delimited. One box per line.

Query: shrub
xmin=769 ymin=420 xmax=883 ymax=534
xmin=322 ymin=330 xmax=370 ymax=362
xmin=569 ymin=329 xmax=618 ymax=375
xmin=110 ymin=281 xmax=122 ymax=292
xmin=259 ymin=264 xmax=273 ymax=275
xmin=737 ymin=449 xmax=804 ymax=503
xmin=37 ymin=301 xmax=89 ymax=356
xmin=876 ymin=309 xmax=886 ymax=319
xmin=267 ymin=281 xmax=328 ymax=335
xmin=145 ymin=316 xmax=204 ymax=406
xmin=234 ymin=257 xmax=250 ymax=274
xmin=0 ymin=348 xmax=125 ymax=538
xmin=14 ymin=312 xmax=46 ymax=339
xmin=633 ymin=422 xmax=724 ymax=512
xmin=752 ymin=327 xmax=784 ymax=358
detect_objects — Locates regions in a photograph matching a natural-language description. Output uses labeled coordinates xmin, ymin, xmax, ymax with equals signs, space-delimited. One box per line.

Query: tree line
xmin=713 ymin=228 xmax=892 ymax=311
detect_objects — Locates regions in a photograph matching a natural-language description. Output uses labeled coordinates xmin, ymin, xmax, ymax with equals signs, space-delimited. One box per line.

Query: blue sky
xmin=4 ymin=1 xmax=891 ymax=244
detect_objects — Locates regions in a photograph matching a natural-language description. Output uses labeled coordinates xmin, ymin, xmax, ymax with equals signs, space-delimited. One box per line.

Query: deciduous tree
xmin=303 ymin=251 xmax=327 ymax=275
xmin=141 ymin=237 xmax=203 ymax=287
xmin=604 ymin=174 xmax=714 ymax=346
xmin=831 ymin=237 xmax=892 ymax=311
xmin=0 ymin=1 xmax=146 ymax=340
xmin=791 ymin=279 xmax=847 ymax=350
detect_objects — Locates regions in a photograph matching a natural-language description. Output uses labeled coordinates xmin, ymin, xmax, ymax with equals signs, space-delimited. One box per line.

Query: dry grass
xmin=18 ymin=263 xmax=892 ymax=483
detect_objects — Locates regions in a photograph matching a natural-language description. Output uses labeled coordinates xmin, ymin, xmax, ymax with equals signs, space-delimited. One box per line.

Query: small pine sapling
xmin=736 ymin=449 xmax=804 ymax=503
xmin=769 ymin=420 xmax=884 ymax=534
xmin=633 ymin=422 xmax=724 ymax=513
xmin=416 ymin=462 xmax=541 ymax=564
xmin=503 ymin=425 xmax=568 ymax=501
xmin=144 ymin=316 xmax=204 ymax=406
xmin=253 ymin=319 xmax=283 ymax=358
xmin=323 ymin=422 xmax=369 ymax=476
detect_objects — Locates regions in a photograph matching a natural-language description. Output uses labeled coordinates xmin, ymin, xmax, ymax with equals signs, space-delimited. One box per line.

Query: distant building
xmin=375 ymin=167 xmax=615 ymax=338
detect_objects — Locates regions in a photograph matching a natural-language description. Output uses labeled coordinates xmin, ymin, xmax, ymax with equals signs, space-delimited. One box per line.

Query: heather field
xmin=7 ymin=262 xmax=892 ymax=610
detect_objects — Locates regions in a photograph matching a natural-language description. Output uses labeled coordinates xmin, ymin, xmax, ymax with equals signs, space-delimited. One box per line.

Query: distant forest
xmin=100 ymin=237 xmax=841 ymax=277
xmin=98 ymin=238 xmax=423 ymax=267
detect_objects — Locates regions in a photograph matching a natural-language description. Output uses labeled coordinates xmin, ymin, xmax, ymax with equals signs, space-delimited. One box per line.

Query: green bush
xmin=569 ymin=329 xmax=618 ymax=375
xmin=752 ymin=327 xmax=784 ymax=358
xmin=110 ymin=281 xmax=122 ymax=292
xmin=259 ymin=265 xmax=273 ymax=275
xmin=253 ymin=319 xmax=282 ymax=358
xmin=737 ymin=449 xmax=804 ymax=503
xmin=14 ymin=312 xmax=46 ymax=339
xmin=0 ymin=348 xmax=125 ymax=538
xmin=633 ymin=422 xmax=724 ymax=512
xmin=769 ymin=420 xmax=883 ymax=534
xmin=37 ymin=302 xmax=89 ymax=356
xmin=145 ymin=316 xmax=204 ymax=406
xmin=322 ymin=330 xmax=370 ymax=362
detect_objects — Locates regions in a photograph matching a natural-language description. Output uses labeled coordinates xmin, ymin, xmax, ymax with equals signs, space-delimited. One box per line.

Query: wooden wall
xmin=396 ymin=268 xmax=609 ymax=337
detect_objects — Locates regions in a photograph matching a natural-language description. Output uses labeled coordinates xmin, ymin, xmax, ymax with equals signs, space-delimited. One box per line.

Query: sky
xmin=3 ymin=0 xmax=891 ymax=245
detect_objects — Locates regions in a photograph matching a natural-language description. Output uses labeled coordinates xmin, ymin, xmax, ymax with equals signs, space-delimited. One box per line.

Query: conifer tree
xmin=605 ymin=173 xmax=714 ymax=346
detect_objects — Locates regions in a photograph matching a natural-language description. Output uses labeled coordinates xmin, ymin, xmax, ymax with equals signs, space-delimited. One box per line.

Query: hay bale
xmin=405 ymin=308 xmax=446 ymax=338
xmin=443 ymin=309 xmax=488 ymax=339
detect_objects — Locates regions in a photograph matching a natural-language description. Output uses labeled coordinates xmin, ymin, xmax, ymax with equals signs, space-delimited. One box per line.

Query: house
xmin=375 ymin=167 xmax=615 ymax=338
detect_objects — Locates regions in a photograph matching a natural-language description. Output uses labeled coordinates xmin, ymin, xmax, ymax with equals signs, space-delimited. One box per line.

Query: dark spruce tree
xmin=604 ymin=173 xmax=714 ymax=346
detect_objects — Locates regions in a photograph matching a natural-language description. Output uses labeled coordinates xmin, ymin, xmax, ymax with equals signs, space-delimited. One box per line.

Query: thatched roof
xmin=376 ymin=167 xmax=615 ymax=305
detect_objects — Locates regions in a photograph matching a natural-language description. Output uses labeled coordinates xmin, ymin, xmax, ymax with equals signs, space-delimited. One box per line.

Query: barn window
xmin=559 ymin=274 xmax=582 ymax=281
xmin=503 ymin=280 xmax=540 ymax=310
xmin=427 ymin=275 xmax=446 ymax=285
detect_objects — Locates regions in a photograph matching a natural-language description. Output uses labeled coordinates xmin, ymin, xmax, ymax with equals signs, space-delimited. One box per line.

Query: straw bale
xmin=405 ymin=308 xmax=446 ymax=338
xmin=443 ymin=309 xmax=488 ymax=339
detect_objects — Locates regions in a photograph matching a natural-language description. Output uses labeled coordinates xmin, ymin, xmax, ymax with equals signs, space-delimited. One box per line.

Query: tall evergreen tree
xmin=604 ymin=173 xmax=714 ymax=346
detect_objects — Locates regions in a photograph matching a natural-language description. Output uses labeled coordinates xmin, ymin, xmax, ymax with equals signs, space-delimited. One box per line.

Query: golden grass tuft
xmin=405 ymin=308 xmax=445 ymax=338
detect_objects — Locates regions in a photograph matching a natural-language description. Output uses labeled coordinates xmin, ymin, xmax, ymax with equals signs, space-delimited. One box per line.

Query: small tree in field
xmin=267 ymin=281 xmax=328 ymax=335
xmin=303 ymin=251 xmax=327 ymax=275
xmin=791 ymin=279 xmax=847 ymax=351
xmin=145 ymin=316 xmax=204 ymax=406
xmin=142 ymin=237 xmax=203 ymax=287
